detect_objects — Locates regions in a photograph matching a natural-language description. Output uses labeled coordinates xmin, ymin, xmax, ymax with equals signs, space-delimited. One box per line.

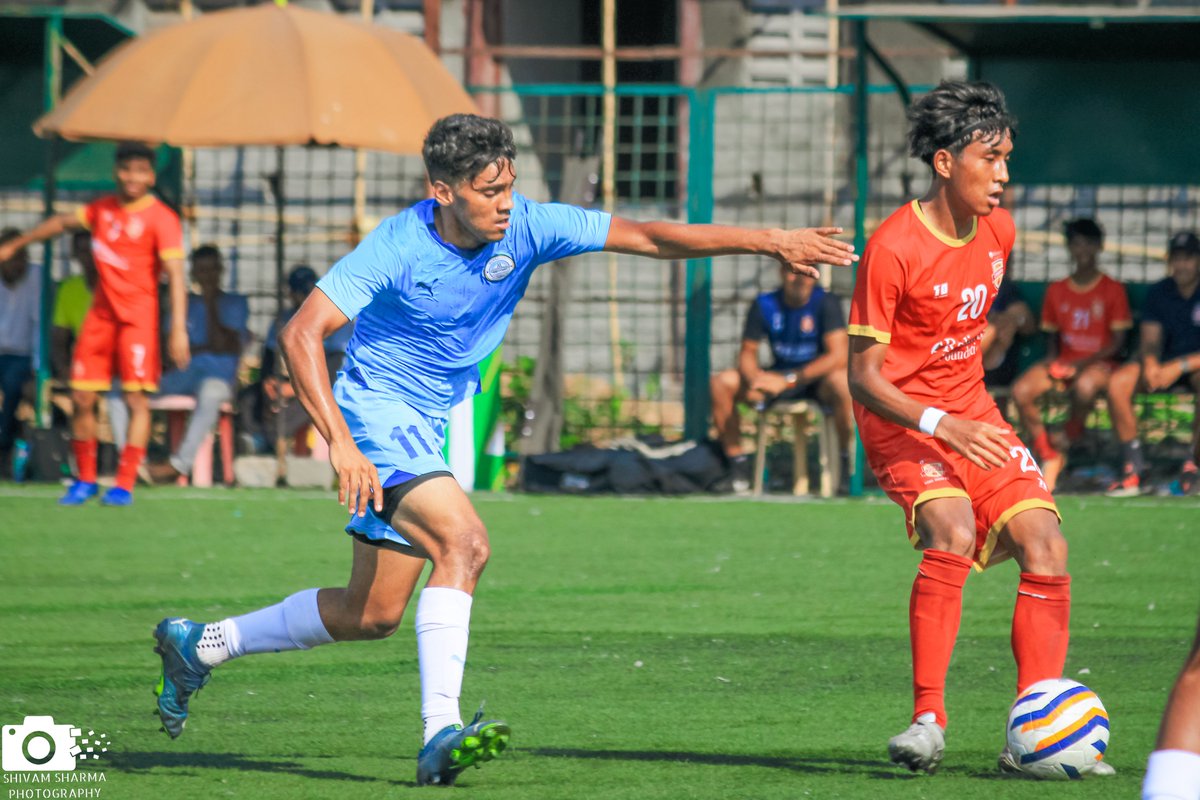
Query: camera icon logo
xmin=2 ymin=716 xmax=87 ymax=772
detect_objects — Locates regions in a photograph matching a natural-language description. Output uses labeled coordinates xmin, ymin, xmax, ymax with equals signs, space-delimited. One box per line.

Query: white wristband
xmin=919 ymin=407 xmax=947 ymax=437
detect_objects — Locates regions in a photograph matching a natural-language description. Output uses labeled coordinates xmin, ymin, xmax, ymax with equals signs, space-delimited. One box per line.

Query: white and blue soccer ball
xmin=1005 ymin=678 xmax=1110 ymax=779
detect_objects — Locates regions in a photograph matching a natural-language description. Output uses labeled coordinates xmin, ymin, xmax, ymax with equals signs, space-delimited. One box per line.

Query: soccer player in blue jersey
xmin=151 ymin=114 xmax=856 ymax=786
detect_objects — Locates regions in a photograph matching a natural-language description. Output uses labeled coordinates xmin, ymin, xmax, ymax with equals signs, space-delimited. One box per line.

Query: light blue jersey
xmin=322 ymin=193 xmax=610 ymax=549
xmin=318 ymin=193 xmax=611 ymax=416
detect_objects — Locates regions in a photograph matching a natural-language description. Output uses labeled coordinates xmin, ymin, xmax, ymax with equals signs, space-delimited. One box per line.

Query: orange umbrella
xmin=34 ymin=4 xmax=476 ymax=153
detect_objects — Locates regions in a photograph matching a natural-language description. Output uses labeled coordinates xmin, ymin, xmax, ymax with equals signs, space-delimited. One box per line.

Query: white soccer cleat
xmin=1090 ymin=760 xmax=1116 ymax=777
xmin=888 ymin=719 xmax=945 ymax=774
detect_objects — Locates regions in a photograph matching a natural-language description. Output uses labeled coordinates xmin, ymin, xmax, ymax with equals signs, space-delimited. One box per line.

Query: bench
xmin=147 ymin=394 xmax=235 ymax=487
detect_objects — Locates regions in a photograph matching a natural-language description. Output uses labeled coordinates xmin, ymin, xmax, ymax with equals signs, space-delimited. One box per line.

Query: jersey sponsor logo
xmin=92 ymin=237 xmax=132 ymax=271
xmin=483 ymin=254 xmax=516 ymax=282
xmin=920 ymin=461 xmax=945 ymax=479
xmin=930 ymin=330 xmax=983 ymax=362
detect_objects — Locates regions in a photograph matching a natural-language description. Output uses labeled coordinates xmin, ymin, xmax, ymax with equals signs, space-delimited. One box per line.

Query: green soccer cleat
xmin=153 ymin=617 xmax=212 ymax=738
xmin=415 ymin=709 xmax=511 ymax=786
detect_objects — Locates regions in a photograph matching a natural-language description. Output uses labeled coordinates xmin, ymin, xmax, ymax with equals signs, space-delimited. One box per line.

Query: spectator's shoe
xmin=101 ymin=487 xmax=134 ymax=506
xmin=1178 ymin=462 xmax=1198 ymax=496
xmin=153 ymin=617 xmax=212 ymax=739
xmin=416 ymin=709 xmax=511 ymax=786
xmin=1105 ymin=469 xmax=1141 ymax=498
xmin=729 ymin=455 xmax=753 ymax=495
xmin=887 ymin=719 xmax=945 ymax=774
xmin=142 ymin=461 xmax=183 ymax=486
xmin=58 ymin=480 xmax=98 ymax=506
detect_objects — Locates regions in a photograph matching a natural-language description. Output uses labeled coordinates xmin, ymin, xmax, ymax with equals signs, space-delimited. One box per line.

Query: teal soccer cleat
xmin=58 ymin=481 xmax=98 ymax=506
xmin=415 ymin=709 xmax=511 ymax=786
xmin=101 ymin=487 xmax=134 ymax=506
xmin=153 ymin=618 xmax=212 ymax=738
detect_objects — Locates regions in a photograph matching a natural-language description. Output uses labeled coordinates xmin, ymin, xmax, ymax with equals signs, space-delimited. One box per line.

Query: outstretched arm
xmin=848 ymin=334 xmax=1011 ymax=469
xmin=603 ymin=217 xmax=856 ymax=279
xmin=280 ymin=288 xmax=381 ymax=516
xmin=0 ymin=213 xmax=81 ymax=263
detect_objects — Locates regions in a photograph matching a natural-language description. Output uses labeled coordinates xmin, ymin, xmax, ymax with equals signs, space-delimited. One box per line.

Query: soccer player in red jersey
xmin=847 ymin=82 xmax=1106 ymax=777
xmin=1010 ymin=218 xmax=1131 ymax=489
xmin=0 ymin=142 xmax=189 ymax=505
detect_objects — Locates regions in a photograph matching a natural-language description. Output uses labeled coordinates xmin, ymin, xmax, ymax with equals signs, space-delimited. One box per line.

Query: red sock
xmin=71 ymin=439 xmax=98 ymax=484
xmin=1012 ymin=573 xmax=1071 ymax=694
xmin=1032 ymin=429 xmax=1058 ymax=461
xmin=909 ymin=549 xmax=974 ymax=728
xmin=115 ymin=445 xmax=146 ymax=492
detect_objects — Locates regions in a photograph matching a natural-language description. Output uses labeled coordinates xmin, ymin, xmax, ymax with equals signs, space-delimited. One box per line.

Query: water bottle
xmin=12 ymin=438 xmax=29 ymax=483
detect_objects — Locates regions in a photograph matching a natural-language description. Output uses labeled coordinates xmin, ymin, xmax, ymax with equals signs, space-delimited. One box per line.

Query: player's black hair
xmin=1063 ymin=218 xmax=1104 ymax=245
xmin=115 ymin=141 xmax=156 ymax=166
xmin=0 ymin=227 xmax=21 ymax=245
xmin=191 ymin=243 xmax=223 ymax=264
xmin=422 ymin=114 xmax=517 ymax=186
xmin=907 ymin=81 xmax=1017 ymax=168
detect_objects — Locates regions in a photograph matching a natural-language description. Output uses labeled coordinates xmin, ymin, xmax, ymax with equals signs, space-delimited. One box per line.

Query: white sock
xmin=224 ymin=589 xmax=335 ymax=659
xmin=1144 ymin=750 xmax=1200 ymax=800
xmin=195 ymin=620 xmax=235 ymax=668
xmin=416 ymin=586 xmax=473 ymax=745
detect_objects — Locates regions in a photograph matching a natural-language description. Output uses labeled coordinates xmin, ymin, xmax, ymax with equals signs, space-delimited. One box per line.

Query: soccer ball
xmin=1005 ymin=678 xmax=1110 ymax=779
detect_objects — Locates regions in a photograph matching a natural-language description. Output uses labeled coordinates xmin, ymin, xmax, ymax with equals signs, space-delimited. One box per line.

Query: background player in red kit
xmin=0 ymin=142 xmax=189 ymax=505
xmin=847 ymin=82 xmax=1105 ymax=777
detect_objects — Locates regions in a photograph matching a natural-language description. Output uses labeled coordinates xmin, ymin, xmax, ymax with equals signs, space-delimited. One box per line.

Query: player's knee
xmin=461 ymin=522 xmax=491 ymax=574
xmin=71 ymin=390 xmax=97 ymax=410
xmin=356 ymin=607 xmax=404 ymax=640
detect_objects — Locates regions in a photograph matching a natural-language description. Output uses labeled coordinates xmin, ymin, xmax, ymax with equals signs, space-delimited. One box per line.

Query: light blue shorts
xmin=334 ymin=373 xmax=450 ymax=550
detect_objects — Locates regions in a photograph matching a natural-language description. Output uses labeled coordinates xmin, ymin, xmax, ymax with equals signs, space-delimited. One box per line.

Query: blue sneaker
xmin=153 ymin=618 xmax=212 ymax=738
xmin=58 ymin=481 xmax=98 ymax=506
xmin=416 ymin=709 xmax=510 ymax=786
xmin=101 ymin=487 xmax=133 ymax=506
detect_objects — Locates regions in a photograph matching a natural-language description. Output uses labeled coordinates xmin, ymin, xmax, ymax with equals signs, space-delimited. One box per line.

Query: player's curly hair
xmin=907 ymin=81 xmax=1016 ymax=168
xmin=115 ymin=141 xmax=156 ymax=166
xmin=423 ymin=114 xmax=517 ymax=186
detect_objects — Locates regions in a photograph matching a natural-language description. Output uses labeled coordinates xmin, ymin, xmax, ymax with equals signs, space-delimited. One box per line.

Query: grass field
xmin=1 ymin=485 xmax=1197 ymax=799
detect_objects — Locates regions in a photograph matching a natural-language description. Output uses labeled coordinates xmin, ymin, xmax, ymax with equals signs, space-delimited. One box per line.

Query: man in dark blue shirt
xmin=711 ymin=265 xmax=852 ymax=491
xmin=1107 ymin=231 xmax=1200 ymax=496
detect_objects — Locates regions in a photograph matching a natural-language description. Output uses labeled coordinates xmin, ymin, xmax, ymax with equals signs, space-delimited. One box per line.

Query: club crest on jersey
xmin=800 ymin=314 xmax=815 ymax=334
xmin=484 ymin=254 xmax=516 ymax=282
xmin=989 ymin=251 xmax=1005 ymax=290
xmin=920 ymin=461 xmax=945 ymax=479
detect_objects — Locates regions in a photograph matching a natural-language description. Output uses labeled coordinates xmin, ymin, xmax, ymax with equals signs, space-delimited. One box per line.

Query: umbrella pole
xmin=602 ymin=0 xmax=623 ymax=395
xmin=274 ymin=145 xmax=285 ymax=318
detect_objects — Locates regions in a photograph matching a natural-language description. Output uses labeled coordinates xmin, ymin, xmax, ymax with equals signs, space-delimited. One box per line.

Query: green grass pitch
xmin=1 ymin=486 xmax=1197 ymax=799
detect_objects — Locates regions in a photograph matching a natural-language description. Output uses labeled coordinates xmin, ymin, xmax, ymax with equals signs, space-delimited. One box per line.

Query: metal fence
xmin=3 ymin=82 xmax=1198 ymax=449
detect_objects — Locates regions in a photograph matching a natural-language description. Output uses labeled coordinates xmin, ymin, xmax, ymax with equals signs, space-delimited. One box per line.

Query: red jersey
xmin=1040 ymin=273 xmax=1131 ymax=363
xmin=75 ymin=195 xmax=183 ymax=324
xmin=849 ymin=200 xmax=1015 ymax=419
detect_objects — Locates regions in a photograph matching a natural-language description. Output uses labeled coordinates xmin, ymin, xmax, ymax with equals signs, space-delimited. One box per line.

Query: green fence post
xmin=851 ymin=22 xmax=870 ymax=497
xmin=683 ymin=87 xmax=714 ymax=442
xmin=37 ymin=13 xmax=63 ymax=429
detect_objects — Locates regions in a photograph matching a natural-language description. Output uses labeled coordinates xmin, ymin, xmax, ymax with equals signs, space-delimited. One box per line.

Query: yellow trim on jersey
xmin=120 ymin=381 xmax=159 ymax=393
xmin=911 ymin=199 xmax=977 ymax=248
xmin=74 ymin=206 xmax=91 ymax=230
xmin=69 ymin=379 xmax=112 ymax=392
xmin=159 ymin=248 xmax=184 ymax=261
xmin=121 ymin=195 xmax=156 ymax=213
xmin=908 ymin=488 xmax=972 ymax=546
xmin=975 ymin=499 xmax=1060 ymax=570
xmin=1111 ymin=320 xmax=1133 ymax=330
xmin=1040 ymin=323 xmax=1058 ymax=332
xmin=847 ymin=324 xmax=891 ymax=344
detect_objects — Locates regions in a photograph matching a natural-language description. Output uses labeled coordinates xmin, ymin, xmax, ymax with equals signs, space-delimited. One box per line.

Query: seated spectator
xmin=710 ymin=265 xmax=852 ymax=493
xmin=50 ymin=231 xmax=98 ymax=382
xmin=0 ymin=228 xmax=39 ymax=476
xmin=239 ymin=265 xmax=351 ymax=474
xmin=981 ymin=275 xmax=1036 ymax=393
xmin=144 ymin=245 xmax=249 ymax=483
xmin=1010 ymin=218 xmax=1130 ymax=490
xmin=1107 ymin=231 xmax=1200 ymax=496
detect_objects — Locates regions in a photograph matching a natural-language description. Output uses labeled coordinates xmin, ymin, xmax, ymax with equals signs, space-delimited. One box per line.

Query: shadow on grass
xmin=103 ymin=751 xmax=405 ymax=785
xmin=529 ymin=747 xmax=912 ymax=779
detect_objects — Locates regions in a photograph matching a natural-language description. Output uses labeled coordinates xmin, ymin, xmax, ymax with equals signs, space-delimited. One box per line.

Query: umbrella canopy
xmin=34 ymin=4 xmax=476 ymax=153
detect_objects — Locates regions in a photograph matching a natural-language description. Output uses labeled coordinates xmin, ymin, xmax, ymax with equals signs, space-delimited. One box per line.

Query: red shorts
xmin=70 ymin=306 xmax=161 ymax=392
xmin=858 ymin=403 xmax=1059 ymax=569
